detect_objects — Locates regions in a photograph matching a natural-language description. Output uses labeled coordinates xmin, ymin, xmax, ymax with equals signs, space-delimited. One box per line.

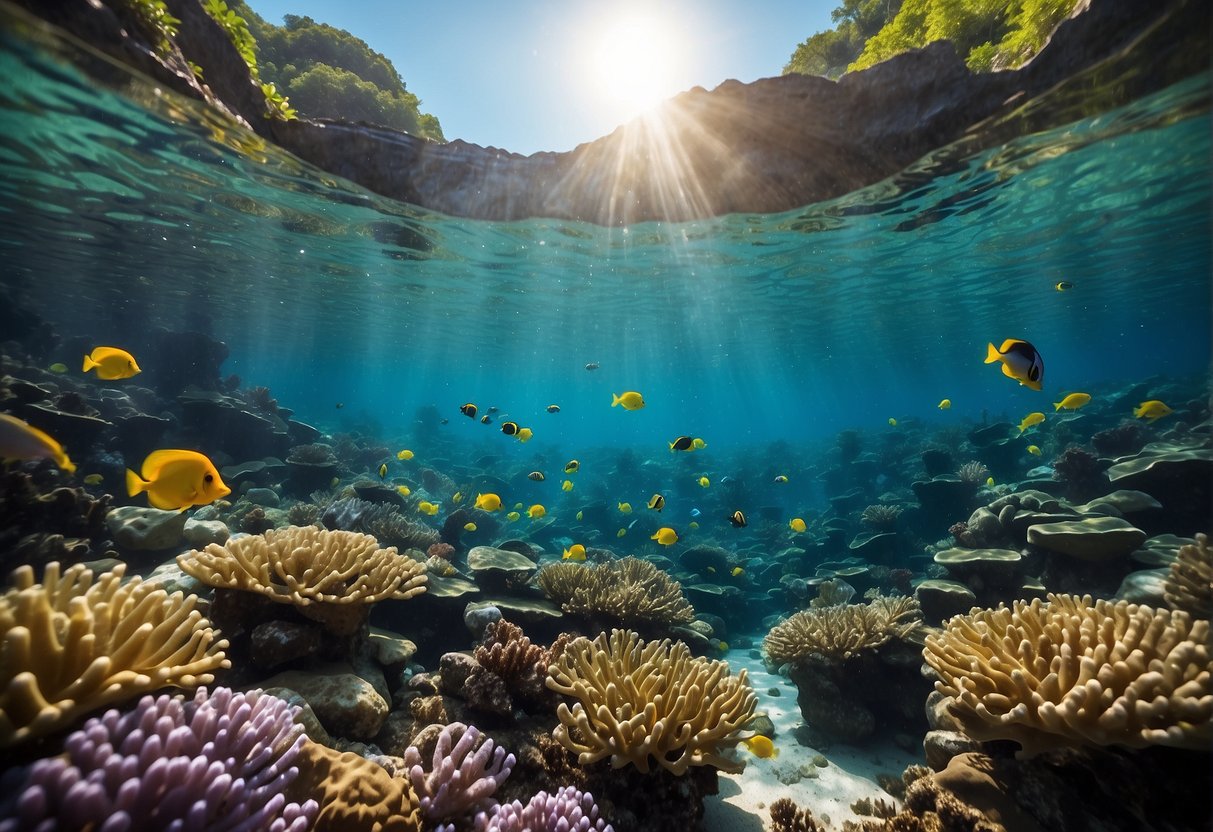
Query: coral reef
xmin=467 ymin=620 xmax=568 ymax=713
xmin=923 ymin=594 xmax=1211 ymax=756
xmin=536 ymin=557 xmax=695 ymax=629
xmin=323 ymin=497 xmax=440 ymax=552
xmin=1051 ymin=445 xmax=1108 ymax=502
xmin=287 ymin=501 xmax=322 ymax=527
xmin=861 ymin=503 xmax=904 ymax=530
xmin=1163 ymin=532 xmax=1212 ymax=618
xmin=770 ymin=798 xmax=827 ymax=832
xmin=477 ymin=786 xmax=613 ymax=832
xmin=1091 ymin=421 xmax=1146 ymax=457
xmin=0 ymin=687 xmax=316 ymax=831
xmin=0 ymin=561 xmax=230 ymax=747
xmin=764 ymin=595 xmax=922 ymax=665
xmin=545 ymin=629 xmax=756 ymax=775
xmin=810 ymin=578 xmax=856 ymax=608
xmin=284 ymin=738 xmax=424 ymax=832
xmin=0 ymin=470 xmax=112 ymax=573
xmin=404 ymin=722 xmax=515 ymax=828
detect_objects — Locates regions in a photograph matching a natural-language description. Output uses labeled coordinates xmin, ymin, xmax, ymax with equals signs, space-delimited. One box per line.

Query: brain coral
xmin=545 ymin=629 xmax=756 ymax=775
xmin=0 ymin=561 xmax=230 ymax=747
xmin=764 ymin=595 xmax=922 ymax=666
xmin=924 ymin=593 xmax=1211 ymax=756
xmin=536 ymin=557 xmax=695 ymax=627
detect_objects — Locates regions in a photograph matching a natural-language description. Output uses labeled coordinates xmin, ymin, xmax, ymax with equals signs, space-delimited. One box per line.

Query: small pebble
xmin=812 ymin=753 xmax=829 ymax=768
xmin=767 ymin=687 xmax=781 ymax=697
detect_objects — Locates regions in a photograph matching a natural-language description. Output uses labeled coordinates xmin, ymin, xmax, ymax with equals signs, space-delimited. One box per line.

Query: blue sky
xmin=246 ymin=0 xmax=837 ymax=155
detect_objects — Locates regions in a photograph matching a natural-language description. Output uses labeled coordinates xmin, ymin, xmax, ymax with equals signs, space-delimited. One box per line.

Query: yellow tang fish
xmin=517 ymin=427 xmax=533 ymax=442
xmin=611 ymin=391 xmax=645 ymax=410
xmin=378 ymin=463 xmax=388 ymax=479
xmin=731 ymin=566 xmax=744 ymax=577
xmin=464 ymin=522 xmax=478 ymax=532
xmin=1134 ymin=400 xmax=1173 ymax=422
xmin=506 ymin=511 xmax=521 ymax=522
xmin=83 ymin=346 xmax=141 ymax=380
xmin=1018 ymin=412 xmax=1046 ymax=434
xmin=0 ymin=413 xmax=76 ymax=473
xmin=651 ymin=527 xmax=678 ymax=546
xmin=691 ymin=437 xmax=706 ymax=450
xmin=330 ymin=477 xmax=341 ymax=488
xmin=420 ymin=501 xmax=440 ymax=515
xmin=1053 ymin=392 xmax=1091 ymax=412
xmin=576 ymin=510 xmax=583 ymax=521
xmin=453 ymin=491 xmax=465 ymax=504
xmin=83 ymin=473 xmax=104 ymax=485
xmin=888 ymin=417 xmax=897 ymax=426
xmin=48 ymin=363 xmax=68 ymax=374
xmin=617 ymin=501 xmax=632 ymax=514
xmin=514 ymin=502 xmax=524 ymax=509
xmin=562 ymin=480 xmax=574 ymax=492
xmin=562 ymin=544 xmax=586 ymax=561
xmin=1027 ymin=445 xmax=1042 ymax=456
xmin=616 ymin=528 xmax=627 ymax=537
xmin=698 ymin=476 xmax=710 ymax=488
xmin=938 ymin=398 xmax=952 ymax=410
xmin=397 ymin=449 xmax=414 ymax=460
xmin=1055 ymin=281 xmax=1073 ymax=291
xmin=773 ymin=475 xmax=789 ymax=484
xmin=741 ymin=736 xmax=778 ymax=759
xmin=474 ymin=493 xmax=503 ymax=511
xmin=984 ymin=339 xmax=1044 ymax=391
xmin=528 ymin=504 xmax=546 ymax=519
xmin=126 ymin=449 xmax=229 ymax=511
xmin=717 ymin=640 xmax=729 ymax=651
xmin=396 ymin=485 xmax=412 ymax=497
xmin=986 ymin=476 xmax=995 ymax=486
xmin=789 ymin=517 xmax=806 ymax=533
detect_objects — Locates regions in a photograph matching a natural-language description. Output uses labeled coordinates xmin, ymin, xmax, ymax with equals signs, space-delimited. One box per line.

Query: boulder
xmin=106 ymin=505 xmax=188 ymax=551
xmin=260 ymin=664 xmax=389 ymax=740
xmin=1027 ymin=516 xmax=1146 ymax=560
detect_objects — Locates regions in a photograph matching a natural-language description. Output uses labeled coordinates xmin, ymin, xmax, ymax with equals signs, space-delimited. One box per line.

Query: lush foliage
xmin=202 ymin=0 xmax=295 ymax=119
xmin=232 ymin=2 xmax=444 ymax=139
xmin=784 ymin=0 xmax=903 ymax=78
xmin=117 ymin=0 xmax=180 ymax=56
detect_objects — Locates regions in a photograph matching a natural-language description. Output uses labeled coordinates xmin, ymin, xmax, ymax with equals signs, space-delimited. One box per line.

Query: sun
xmin=591 ymin=13 xmax=685 ymax=117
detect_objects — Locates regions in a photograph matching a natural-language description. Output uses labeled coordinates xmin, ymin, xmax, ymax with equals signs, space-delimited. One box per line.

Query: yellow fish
xmin=397 ymin=449 xmax=414 ymax=460
xmin=562 ymin=480 xmax=574 ymax=492
xmin=1027 ymin=445 xmax=1042 ymax=456
xmin=888 ymin=417 xmax=897 ymax=426
xmin=396 ymin=485 xmax=412 ymax=497
xmin=773 ymin=475 xmax=789 ymax=484
xmin=647 ymin=494 xmax=664 ymax=512
xmin=698 ymin=476 xmax=710 ymax=488
xmin=418 ymin=501 xmax=440 ymax=515
xmin=731 ymin=566 xmax=744 ymax=577
xmin=514 ymin=502 xmax=524 ymax=509
xmin=1018 ymin=412 xmax=1046 ymax=433
xmin=1055 ymin=281 xmax=1073 ymax=291
xmin=378 ymin=463 xmax=388 ymax=479
xmin=506 ymin=511 xmax=521 ymax=522
xmin=651 ymin=527 xmax=678 ymax=546
xmin=330 ymin=477 xmax=340 ymax=488
xmin=83 ymin=473 xmax=103 ymax=485
xmin=517 ymin=427 xmax=533 ymax=442
xmin=0 ymin=413 xmax=76 ymax=473
xmin=464 ymin=522 xmax=478 ymax=532
xmin=618 ymin=501 xmax=632 ymax=514
xmin=611 ymin=391 xmax=645 ymax=410
xmin=938 ymin=398 xmax=951 ymax=410
xmin=563 ymin=544 xmax=586 ymax=561
xmin=718 ymin=640 xmax=729 ymax=651
xmin=452 ymin=491 xmax=465 ymax=504
xmin=616 ymin=528 xmax=627 ymax=537
xmin=1053 ymin=393 xmax=1091 ymax=412
xmin=528 ymin=504 xmax=546 ymax=519
xmin=789 ymin=518 xmax=806 ymax=533
xmin=741 ymin=735 xmax=778 ymax=759
xmin=1134 ymin=400 xmax=1173 ymax=422
xmin=669 ymin=436 xmax=694 ymax=452
xmin=575 ymin=510 xmax=583 ymax=521
xmin=564 ymin=460 xmax=580 ymax=474
xmin=986 ymin=476 xmax=995 ymax=486
xmin=691 ymin=438 xmax=707 ymax=450
xmin=474 ymin=492 xmax=503 ymax=512
xmin=688 ymin=521 xmax=699 ymax=530
xmin=126 ymin=449 xmax=228 ymax=511
xmin=48 ymin=363 xmax=68 ymax=374
xmin=83 ymin=346 xmax=141 ymax=380
xmin=985 ymin=339 xmax=1044 ymax=391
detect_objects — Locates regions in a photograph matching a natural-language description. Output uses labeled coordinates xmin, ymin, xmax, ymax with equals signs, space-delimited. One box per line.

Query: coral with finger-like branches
xmin=1164 ymin=533 xmax=1212 ymax=619
xmin=764 ymin=595 xmax=922 ymax=666
xmin=536 ymin=557 xmax=694 ymax=627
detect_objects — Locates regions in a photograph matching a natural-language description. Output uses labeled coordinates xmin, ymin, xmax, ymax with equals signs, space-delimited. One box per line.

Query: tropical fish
xmin=83 ymin=346 xmax=141 ymax=380
xmin=688 ymin=521 xmax=699 ymax=530
xmin=474 ymin=492 xmax=503 ymax=512
xmin=488 ymin=406 xmax=499 ymax=414
xmin=691 ymin=438 xmax=707 ymax=450
xmin=453 ymin=491 xmax=465 ymax=504
xmin=789 ymin=518 xmax=806 ymax=533
xmin=741 ymin=736 xmax=778 ymax=759
xmin=378 ymin=463 xmax=388 ymax=479
xmin=397 ymin=449 xmax=414 ymax=460
xmin=418 ymin=501 xmax=440 ymax=515
xmin=83 ymin=473 xmax=103 ymax=485
xmin=690 ymin=508 xmax=701 ymax=518
xmin=528 ymin=471 xmax=546 ymax=481
xmin=617 ymin=501 xmax=632 ymax=514
xmin=698 ymin=476 xmax=710 ymax=488
xmin=1055 ymin=281 xmax=1073 ymax=291
xmin=773 ymin=475 xmax=789 ymax=484
xmin=651 ymin=527 xmax=678 ymax=546
xmin=1134 ymin=400 xmax=1173 ymax=422
xmin=547 ymin=404 xmax=561 ymax=413
xmin=986 ymin=476 xmax=995 ymax=486
xmin=562 ymin=480 xmax=574 ymax=492
xmin=1018 ymin=412 xmax=1046 ymax=433
xmin=517 ymin=427 xmax=533 ymax=442
xmin=1027 ymin=445 xmax=1042 ymax=456
xmin=707 ymin=566 xmax=716 ymax=574
xmin=1053 ymin=392 xmax=1091 ymax=411
xmin=480 ymin=414 xmax=492 ymax=424
xmin=575 ymin=510 xmax=583 ymax=521
xmin=528 ymin=504 xmax=546 ymax=519
xmin=564 ymin=460 xmax=580 ymax=474
xmin=126 ymin=449 xmax=228 ymax=511
xmin=515 ymin=502 xmax=524 ymax=509
xmin=501 ymin=421 xmax=520 ymax=436
xmin=669 ymin=436 xmax=694 ymax=452
xmin=985 ymin=339 xmax=1045 ymax=391
xmin=396 ymin=485 xmax=412 ymax=497
xmin=337 ymin=403 xmax=345 ymax=409
xmin=585 ymin=362 xmax=600 ymax=371
xmin=888 ymin=417 xmax=897 ymax=426
xmin=506 ymin=511 xmax=521 ymax=522
xmin=0 ymin=413 xmax=76 ymax=473
xmin=616 ymin=528 xmax=627 ymax=537
xmin=729 ymin=510 xmax=747 ymax=528
xmin=731 ymin=567 xmax=744 ymax=577
xmin=48 ymin=363 xmax=68 ymax=374
xmin=938 ymin=398 xmax=951 ymax=410
xmin=611 ymin=391 xmax=645 ymax=410
xmin=464 ymin=522 xmax=478 ymax=532
xmin=330 ymin=477 xmax=340 ymax=488
xmin=460 ymin=403 xmax=478 ymax=418
xmin=647 ymin=494 xmax=665 ymax=512
xmin=717 ymin=640 xmax=729 ymax=651
xmin=563 ymin=544 xmax=586 ymax=561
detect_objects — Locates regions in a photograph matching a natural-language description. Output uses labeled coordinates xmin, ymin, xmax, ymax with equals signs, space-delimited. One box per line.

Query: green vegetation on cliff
xmin=784 ymin=0 xmax=903 ymax=79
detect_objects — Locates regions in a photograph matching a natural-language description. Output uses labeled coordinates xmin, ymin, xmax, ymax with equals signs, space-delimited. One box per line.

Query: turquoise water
xmin=0 ymin=19 xmax=1209 ymax=495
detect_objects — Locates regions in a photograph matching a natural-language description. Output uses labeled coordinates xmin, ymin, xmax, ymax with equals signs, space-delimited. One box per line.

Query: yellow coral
xmin=0 ymin=561 xmax=230 ymax=747
xmin=764 ymin=595 xmax=922 ymax=665
xmin=1164 ymin=533 xmax=1212 ymax=619
xmin=536 ymin=557 xmax=694 ymax=626
xmin=178 ymin=525 xmax=428 ymax=606
xmin=924 ymin=593 xmax=1211 ymax=756
xmin=545 ymin=629 xmax=756 ymax=775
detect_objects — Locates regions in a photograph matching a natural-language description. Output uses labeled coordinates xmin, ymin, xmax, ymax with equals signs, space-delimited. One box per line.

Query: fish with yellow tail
xmin=985 ymin=339 xmax=1044 ymax=391
xmin=647 ymin=494 xmax=665 ymax=512
xmin=1134 ymin=400 xmax=1173 ymax=422
xmin=1027 ymin=445 xmax=1042 ymax=456
xmin=564 ymin=460 xmax=580 ymax=474
xmin=1018 ymin=412 xmax=1046 ymax=434
xmin=396 ymin=484 xmax=412 ymax=497
xmin=1053 ymin=393 xmax=1091 ymax=412
xmin=474 ymin=492 xmax=503 ymax=512
xmin=517 ymin=427 xmax=533 ymax=442
xmin=789 ymin=518 xmax=806 ymax=533
xmin=562 ymin=480 xmax=574 ymax=492
xmin=527 ymin=504 xmax=546 ymax=519
xmin=0 ymin=413 xmax=76 ymax=473
xmin=651 ymin=527 xmax=678 ymax=546
xmin=562 ymin=544 xmax=586 ymax=561
xmin=888 ymin=417 xmax=897 ymax=426
xmin=773 ymin=475 xmax=789 ymax=484
xmin=464 ymin=522 xmax=477 ymax=532
xmin=528 ymin=471 xmax=546 ymax=481
xmin=611 ymin=391 xmax=645 ymax=410
xmin=378 ymin=463 xmax=388 ymax=479
xmin=506 ymin=510 xmax=521 ymax=522
xmin=698 ymin=476 xmax=710 ymax=488
xmin=397 ymin=449 xmax=414 ymax=460
xmin=729 ymin=510 xmax=747 ymax=528
xmin=740 ymin=735 xmax=778 ymax=759
xmin=418 ymin=501 xmax=440 ymax=515
xmin=617 ymin=501 xmax=632 ymax=514
xmin=126 ymin=449 xmax=229 ymax=511
xmin=83 ymin=346 xmax=141 ymax=380
xmin=938 ymin=398 xmax=952 ymax=410
xmin=691 ymin=438 xmax=707 ymax=450
xmin=669 ymin=436 xmax=694 ymax=452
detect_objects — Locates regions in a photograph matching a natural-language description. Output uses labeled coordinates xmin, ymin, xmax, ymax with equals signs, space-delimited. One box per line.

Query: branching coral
xmin=769 ymin=797 xmax=826 ymax=832
xmin=477 ymin=787 xmax=613 ymax=832
xmin=861 ymin=504 xmax=904 ymax=529
xmin=764 ymin=595 xmax=922 ymax=666
xmin=545 ymin=629 xmax=757 ymax=776
xmin=1164 ymin=533 xmax=1212 ymax=619
xmin=956 ymin=461 xmax=990 ymax=485
xmin=923 ymin=594 xmax=1212 ymax=756
xmin=404 ymin=722 xmax=515 ymax=826
xmin=468 ymin=620 xmax=569 ymax=712
xmin=0 ymin=687 xmax=316 ymax=832
xmin=809 ymin=578 xmax=856 ymax=608
xmin=323 ymin=497 xmax=439 ymax=551
xmin=536 ymin=557 xmax=695 ymax=627
xmin=0 ymin=561 xmax=230 ymax=747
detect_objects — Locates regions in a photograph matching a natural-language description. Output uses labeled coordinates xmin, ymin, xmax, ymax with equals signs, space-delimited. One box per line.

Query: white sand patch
xmin=703 ymin=648 xmax=922 ymax=831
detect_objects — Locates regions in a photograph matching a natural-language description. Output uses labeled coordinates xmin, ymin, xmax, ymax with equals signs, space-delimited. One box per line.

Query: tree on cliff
xmin=235 ymin=1 xmax=444 ymax=140
xmin=784 ymin=0 xmax=903 ymax=78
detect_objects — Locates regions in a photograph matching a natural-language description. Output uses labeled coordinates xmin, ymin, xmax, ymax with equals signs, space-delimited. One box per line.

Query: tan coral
xmin=1164 ymin=533 xmax=1212 ymax=619
xmin=536 ymin=557 xmax=694 ymax=626
xmin=285 ymin=738 xmax=423 ymax=832
xmin=545 ymin=628 xmax=756 ymax=775
xmin=764 ymin=595 xmax=922 ymax=665
xmin=0 ymin=561 xmax=230 ymax=747
xmin=923 ymin=593 xmax=1211 ymax=757
xmin=178 ymin=525 xmax=428 ymax=606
